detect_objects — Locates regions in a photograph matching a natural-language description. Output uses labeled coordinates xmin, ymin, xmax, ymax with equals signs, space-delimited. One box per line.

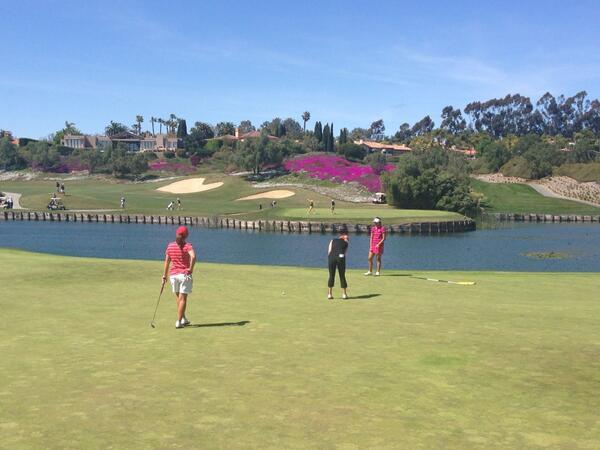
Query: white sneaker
xmin=342 ymin=294 xmax=348 ymax=300
xmin=375 ymin=271 xmax=380 ymax=276
xmin=364 ymin=271 xmax=372 ymax=276
xmin=327 ymin=294 xmax=333 ymax=300
xmin=175 ymin=320 xmax=184 ymax=329
xmin=181 ymin=317 xmax=190 ymax=326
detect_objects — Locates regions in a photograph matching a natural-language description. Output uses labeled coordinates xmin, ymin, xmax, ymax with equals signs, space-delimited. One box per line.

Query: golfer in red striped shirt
xmin=162 ymin=226 xmax=196 ymax=329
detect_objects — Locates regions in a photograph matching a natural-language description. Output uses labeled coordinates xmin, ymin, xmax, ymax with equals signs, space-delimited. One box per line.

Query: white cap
xmin=373 ymin=217 xmax=381 ymax=223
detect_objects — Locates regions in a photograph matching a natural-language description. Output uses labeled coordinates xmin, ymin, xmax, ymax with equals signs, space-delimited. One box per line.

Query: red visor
xmin=176 ymin=226 xmax=189 ymax=237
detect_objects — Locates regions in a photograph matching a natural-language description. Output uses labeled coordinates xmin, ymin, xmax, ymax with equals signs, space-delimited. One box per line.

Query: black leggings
xmin=328 ymin=258 xmax=347 ymax=288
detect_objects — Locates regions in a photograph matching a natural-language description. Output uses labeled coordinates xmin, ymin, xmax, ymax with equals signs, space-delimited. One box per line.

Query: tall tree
xmin=322 ymin=123 xmax=331 ymax=150
xmin=105 ymin=121 xmax=128 ymax=137
xmin=440 ymin=106 xmax=466 ymax=134
xmin=301 ymin=111 xmax=311 ymax=132
xmin=158 ymin=118 xmax=164 ymax=135
xmin=276 ymin=122 xmax=286 ymax=137
xmin=238 ymin=120 xmax=255 ymax=134
xmin=216 ymin=121 xmax=236 ymax=136
xmin=369 ymin=119 xmax=385 ymax=141
xmin=177 ymin=119 xmax=188 ymax=138
xmin=411 ymin=116 xmax=435 ymax=136
xmin=168 ymin=114 xmax=178 ymax=134
xmin=283 ymin=117 xmax=303 ymax=138
xmin=395 ymin=123 xmax=412 ymax=142
xmin=150 ymin=117 xmax=157 ymax=136
xmin=328 ymin=123 xmax=334 ymax=152
xmin=314 ymin=121 xmax=323 ymax=142
xmin=338 ymin=127 xmax=349 ymax=145
xmin=350 ymin=127 xmax=369 ymax=141
xmin=135 ymin=115 xmax=144 ymax=135
xmin=192 ymin=122 xmax=215 ymax=140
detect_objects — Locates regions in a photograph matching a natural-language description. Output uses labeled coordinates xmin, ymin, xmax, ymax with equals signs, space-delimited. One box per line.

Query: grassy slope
xmin=554 ymin=162 xmax=600 ymax=183
xmin=1 ymin=249 xmax=599 ymax=449
xmin=471 ymin=179 xmax=600 ymax=215
xmin=1 ymin=175 xmax=463 ymax=224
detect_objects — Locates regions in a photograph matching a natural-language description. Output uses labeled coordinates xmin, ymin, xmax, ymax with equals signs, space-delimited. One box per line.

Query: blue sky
xmin=1 ymin=0 xmax=599 ymax=138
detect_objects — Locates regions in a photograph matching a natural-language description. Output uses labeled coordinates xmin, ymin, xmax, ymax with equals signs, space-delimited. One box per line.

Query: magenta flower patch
xmin=283 ymin=154 xmax=394 ymax=192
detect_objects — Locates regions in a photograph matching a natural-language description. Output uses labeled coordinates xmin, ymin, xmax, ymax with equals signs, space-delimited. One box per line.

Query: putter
xmin=150 ymin=279 xmax=166 ymax=328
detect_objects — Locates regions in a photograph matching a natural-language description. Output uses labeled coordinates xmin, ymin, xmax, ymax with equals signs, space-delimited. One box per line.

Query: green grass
xmin=1 ymin=249 xmax=599 ymax=448
xmin=554 ymin=162 xmax=600 ymax=183
xmin=471 ymin=179 xmax=600 ymax=215
xmin=1 ymin=175 xmax=462 ymax=224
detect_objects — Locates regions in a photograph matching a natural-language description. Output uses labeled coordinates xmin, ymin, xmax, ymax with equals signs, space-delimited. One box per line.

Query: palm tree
xmin=301 ymin=111 xmax=311 ymax=132
xmin=150 ymin=117 xmax=156 ymax=136
xmin=105 ymin=121 xmax=128 ymax=137
xmin=169 ymin=114 xmax=178 ymax=134
xmin=158 ymin=118 xmax=164 ymax=135
xmin=135 ymin=115 xmax=144 ymax=136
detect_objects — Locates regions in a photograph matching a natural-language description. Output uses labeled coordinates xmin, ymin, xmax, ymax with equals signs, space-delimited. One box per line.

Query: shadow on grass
xmin=187 ymin=321 xmax=250 ymax=328
xmin=383 ymin=274 xmax=413 ymax=277
xmin=346 ymin=294 xmax=381 ymax=300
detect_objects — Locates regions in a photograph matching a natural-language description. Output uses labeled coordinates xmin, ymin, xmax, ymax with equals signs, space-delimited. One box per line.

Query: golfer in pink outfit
xmin=163 ymin=226 xmax=196 ymax=328
xmin=365 ymin=217 xmax=386 ymax=276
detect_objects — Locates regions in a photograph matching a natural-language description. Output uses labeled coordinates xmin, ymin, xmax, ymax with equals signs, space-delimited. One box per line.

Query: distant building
xmin=355 ymin=139 xmax=412 ymax=155
xmin=61 ymin=133 xmax=178 ymax=152
xmin=449 ymin=146 xmax=477 ymax=158
xmin=212 ymin=128 xmax=279 ymax=143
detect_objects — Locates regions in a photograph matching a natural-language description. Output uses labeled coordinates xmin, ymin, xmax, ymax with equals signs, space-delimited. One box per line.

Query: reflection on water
xmin=0 ymin=221 xmax=598 ymax=272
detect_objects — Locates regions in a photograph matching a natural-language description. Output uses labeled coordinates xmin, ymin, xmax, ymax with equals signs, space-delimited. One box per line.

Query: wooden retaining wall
xmin=0 ymin=211 xmax=477 ymax=234
xmin=491 ymin=213 xmax=600 ymax=223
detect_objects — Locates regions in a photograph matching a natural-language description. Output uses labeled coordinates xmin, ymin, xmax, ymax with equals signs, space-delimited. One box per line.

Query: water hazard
xmin=1 ymin=221 xmax=599 ymax=271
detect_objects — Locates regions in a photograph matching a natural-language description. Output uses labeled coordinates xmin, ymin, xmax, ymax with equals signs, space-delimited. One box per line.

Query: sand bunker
xmin=236 ymin=190 xmax=296 ymax=201
xmin=157 ymin=178 xmax=224 ymax=194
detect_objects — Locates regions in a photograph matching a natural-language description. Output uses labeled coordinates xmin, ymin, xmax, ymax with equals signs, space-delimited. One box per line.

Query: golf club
xmin=150 ymin=279 xmax=166 ymax=328
xmin=411 ymin=276 xmax=475 ymax=286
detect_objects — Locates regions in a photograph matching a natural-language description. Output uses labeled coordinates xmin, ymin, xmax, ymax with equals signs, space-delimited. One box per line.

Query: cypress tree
xmin=314 ymin=121 xmax=323 ymax=142
xmin=276 ymin=122 xmax=286 ymax=137
xmin=322 ymin=123 xmax=330 ymax=150
xmin=177 ymin=119 xmax=188 ymax=138
xmin=329 ymin=123 xmax=334 ymax=152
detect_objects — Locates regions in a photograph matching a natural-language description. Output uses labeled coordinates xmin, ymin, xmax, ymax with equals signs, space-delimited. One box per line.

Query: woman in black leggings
xmin=327 ymin=226 xmax=349 ymax=300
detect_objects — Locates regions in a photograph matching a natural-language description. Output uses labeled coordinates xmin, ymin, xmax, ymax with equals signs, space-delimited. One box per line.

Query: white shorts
xmin=170 ymin=273 xmax=193 ymax=294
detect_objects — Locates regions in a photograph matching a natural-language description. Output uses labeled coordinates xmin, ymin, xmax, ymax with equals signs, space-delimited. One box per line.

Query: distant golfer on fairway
xmin=365 ymin=217 xmax=385 ymax=276
xmin=162 ymin=226 xmax=196 ymax=329
xmin=327 ymin=225 xmax=349 ymax=299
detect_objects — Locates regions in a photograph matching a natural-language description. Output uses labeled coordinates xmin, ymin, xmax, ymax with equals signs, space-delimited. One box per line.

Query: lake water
xmin=1 ymin=221 xmax=599 ymax=271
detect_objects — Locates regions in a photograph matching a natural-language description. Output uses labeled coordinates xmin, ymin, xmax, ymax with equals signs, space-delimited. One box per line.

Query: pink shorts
xmin=370 ymin=245 xmax=384 ymax=255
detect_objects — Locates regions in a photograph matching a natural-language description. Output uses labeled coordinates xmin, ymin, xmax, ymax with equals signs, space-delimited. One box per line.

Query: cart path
xmin=2 ymin=192 xmax=25 ymax=209
xmin=527 ymin=183 xmax=600 ymax=207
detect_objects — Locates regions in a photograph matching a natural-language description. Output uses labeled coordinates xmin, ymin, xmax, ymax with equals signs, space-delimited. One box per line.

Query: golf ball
xmin=281 ymin=291 xmax=286 ymax=295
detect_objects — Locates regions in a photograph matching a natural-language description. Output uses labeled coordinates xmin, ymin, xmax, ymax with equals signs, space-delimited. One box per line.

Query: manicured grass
xmin=1 ymin=175 xmax=462 ymax=224
xmin=1 ymin=249 xmax=599 ymax=448
xmin=248 ymin=207 xmax=463 ymax=223
xmin=471 ymin=179 xmax=600 ymax=214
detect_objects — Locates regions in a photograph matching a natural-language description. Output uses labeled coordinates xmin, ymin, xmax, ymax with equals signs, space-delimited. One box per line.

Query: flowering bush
xmin=149 ymin=160 xmax=196 ymax=174
xmin=283 ymin=154 xmax=394 ymax=192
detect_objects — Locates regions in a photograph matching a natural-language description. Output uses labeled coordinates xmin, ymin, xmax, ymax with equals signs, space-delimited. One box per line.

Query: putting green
xmin=1 ymin=249 xmax=599 ymax=448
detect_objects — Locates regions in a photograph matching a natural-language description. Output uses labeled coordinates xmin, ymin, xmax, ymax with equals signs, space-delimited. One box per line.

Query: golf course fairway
xmin=1 ymin=249 xmax=599 ymax=449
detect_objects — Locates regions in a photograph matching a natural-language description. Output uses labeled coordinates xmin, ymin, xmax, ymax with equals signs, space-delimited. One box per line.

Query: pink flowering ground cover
xmin=283 ymin=154 xmax=394 ymax=192
xmin=149 ymin=160 xmax=196 ymax=174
